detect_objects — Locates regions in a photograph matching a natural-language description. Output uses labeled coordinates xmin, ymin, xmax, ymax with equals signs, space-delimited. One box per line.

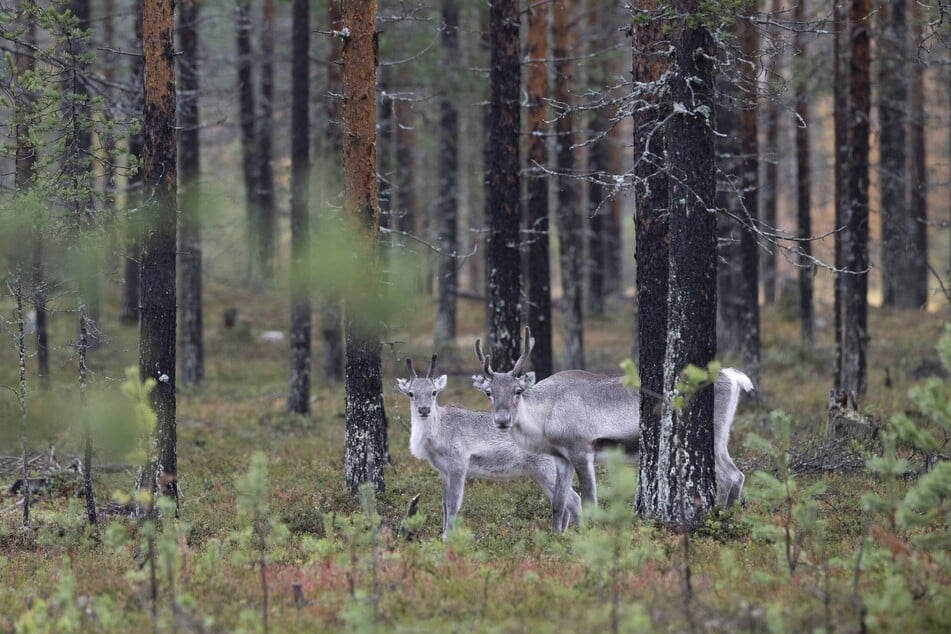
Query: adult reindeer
xmin=472 ymin=329 xmax=753 ymax=519
xmin=397 ymin=355 xmax=581 ymax=536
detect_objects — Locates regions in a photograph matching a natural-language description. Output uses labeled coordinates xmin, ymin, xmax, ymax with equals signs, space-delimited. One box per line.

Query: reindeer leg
xmin=443 ymin=469 xmax=467 ymax=538
xmin=572 ymin=452 xmax=598 ymax=508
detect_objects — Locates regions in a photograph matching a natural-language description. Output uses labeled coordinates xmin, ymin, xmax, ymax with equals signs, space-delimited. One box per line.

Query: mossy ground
xmin=1 ymin=283 xmax=948 ymax=632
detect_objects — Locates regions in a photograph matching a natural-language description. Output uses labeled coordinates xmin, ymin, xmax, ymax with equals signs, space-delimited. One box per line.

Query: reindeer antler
xmin=512 ymin=327 xmax=536 ymax=376
xmin=474 ymin=338 xmax=493 ymax=376
xmin=426 ymin=354 xmax=438 ymax=379
xmin=405 ymin=358 xmax=417 ymax=378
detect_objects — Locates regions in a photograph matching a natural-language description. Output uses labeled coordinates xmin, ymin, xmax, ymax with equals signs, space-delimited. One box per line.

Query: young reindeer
xmin=396 ymin=355 xmax=582 ymax=536
xmin=472 ymin=329 xmax=753 ymax=521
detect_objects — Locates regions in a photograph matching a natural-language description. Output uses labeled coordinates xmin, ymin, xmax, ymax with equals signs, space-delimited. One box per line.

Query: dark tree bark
xmin=586 ymin=1 xmax=606 ymax=317
xmin=178 ymin=0 xmax=203 ymax=388
xmin=737 ymin=10 xmax=761 ymax=390
xmin=879 ymin=0 xmax=912 ymax=308
xmin=433 ymin=0 xmax=461 ymax=353
xmin=641 ymin=1 xmax=719 ymax=527
xmin=552 ymin=0 xmax=583 ymax=370
xmin=843 ymin=0 xmax=871 ymax=396
xmin=121 ymin=6 xmax=144 ymax=327
xmin=320 ymin=1 xmax=345 ymax=383
xmin=257 ymin=0 xmax=277 ymax=281
xmin=908 ymin=0 xmax=928 ymax=308
xmin=235 ymin=0 xmax=261 ymax=289
xmin=287 ymin=0 xmax=312 ymax=415
xmin=760 ymin=0 xmax=782 ymax=306
xmin=14 ymin=1 xmax=48 ymax=387
xmin=523 ymin=0 xmax=553 ymax=379
xmin=342 ymin=0 xmax=386 ymax=493
xmin=67 ymin=0 xmax=101 ymax=351
xmin=793 ymin=0 xmax=814 ymax=346
xmin=632 ymin=1 xmax=671 ymax=518
xmin=139 ymin=0 xmax=177 ymax=498
xmin=833 ymin=1 xmax=848 ymax=392
xmin=485 ymin=0 xmax=522 ymax=369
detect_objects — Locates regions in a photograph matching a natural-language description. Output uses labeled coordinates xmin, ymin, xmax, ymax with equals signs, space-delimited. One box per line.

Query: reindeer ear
xmin=396 ymin=378 xmax=410 ymax=393
xmin=518 ymin=372 xmax=536 ymax=389
xmin=472 ymin=375 xmax=489 ymax=390
xmin=433 ymin=375 xmax=448 ymax=391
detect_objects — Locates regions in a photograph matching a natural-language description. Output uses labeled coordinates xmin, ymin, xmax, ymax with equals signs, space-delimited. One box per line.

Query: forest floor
xmin=1 ymin=282 xmax=949 ymax=632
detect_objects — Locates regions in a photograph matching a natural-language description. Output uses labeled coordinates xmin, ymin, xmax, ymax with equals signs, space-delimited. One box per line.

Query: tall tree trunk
xmin=433 ymin=0 xmax=461 ymax=353
xmin=342 ymin=0 xmax=386 ymax=493
xmin=737 ymin=9 xmax=761 ymax=390
xmin=793 ymin=0 xmax=814 ymax=346
xmin=647 ymin=1 xmax=719 ymax=528
xmin=257 ymin=0 xmax=277 ymax=281
xmin=485 ymin=0 xmax=522 ymax=369
xmin=908 ymin=0 xmax=928 ymax=308
xmin=139 ymin=0 xmax=178 ymax=499
xmin=553 ymin=0 xmax=583 ymax=370
xmin=235 ymin=0 xmax=260 ymax=290
xmin=633 ymin=1 xmax=671 ymax=518
xmin=833 ymin=1 xmax=848 ymax=392
xmin=287 ymin=0 xmax=312 ymax=415
xmin=321 ymin=1 xmax=345 ymax=383
xmin=843 ymin=0 xmax=871 ymax=396
xmin=524 ymin=0 xmax=553 ymax=379
xmin=178 ymin=0 xmax=203 ymax=388
xmin=586 ymin=0 xmax=606 ymax=317
xmin=121 ymin=5 xmax=144 ymax=326
xmin=68 ymin=0 xmax=101 ymax=352
xmin=760 ymin=0 xmax=781 ymax=305
xmin=14 ymin=0 xmax=48 ymax=387
xmin=604 ymin=120 xmax=624 ymax=296
xmin=879 ymin=0 xmax=910 ymax=307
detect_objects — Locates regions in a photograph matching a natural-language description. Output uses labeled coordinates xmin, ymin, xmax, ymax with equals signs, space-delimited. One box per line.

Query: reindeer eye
xmin=431 ymin=391 xmax=437 ymax=397
xmin=485 ymin=390 xmax=492 ymax=397
xmin=408 ymin=392 xmax=414 ymax=398
xmin=515 ymin=388 xmax=523 ymax=395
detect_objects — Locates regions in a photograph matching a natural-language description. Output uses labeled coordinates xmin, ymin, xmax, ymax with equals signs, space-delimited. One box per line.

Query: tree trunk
xmin=320 ymin=1 xmax=345 ymax=383
xmin=833 ymin=1 xmax=848 ymax=392
xmin=433 ymin=0 xmax=461 ymax=353
xmin=178 ymin=0 xmax=203 ymax=388
xmin=485 ymin=0 xmax=522 ymax=370
xmin=68 ymin=0 xmax=101 ymax=352
xmin=553 ymin=0 xmax=583 ymax=370
xmin=14 ymin=1 xmax=48 ymax=387
xmin=121 ymin=5 xmax=144 ymax=327
xmin=645 ymin=1 xmax=719 ymax=528
xmin=342 ymin=0 xmax=386 ymax=493
xmin=287 ymin=0 xmax=312 ymax=415
xmin=908 ymin=0 xmax=929 ymax=308
xmin=843 ymin=0 xmax=871 ymax=396
xmin=257 ymin=0 xmax=277 ymax=281
xmin=524 ymin=0 xmax=553 ymax=380
xmin=760 ymin=0 xmax=782 ymax=306
xmin=235 ymin=0 xmax=261 ymax=290
xmin=632 ymin=1 xmax=671 ymax=518
xmin=586 ymin=0 xmax=606 ymax=317
xmin=879 ymin=0 xmax=911 ymax=308
xmin=139 ymin=0 xmax=178 ymax=499
xmin=793 ymin=0 xmax=814 ymax=346
xmin=737 ymin=9 xmax=761 ymax=390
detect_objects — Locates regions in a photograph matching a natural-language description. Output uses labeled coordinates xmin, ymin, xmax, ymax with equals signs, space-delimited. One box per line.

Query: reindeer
xmin=396 ymin=355 xmax=582 ymax=536
xmin=472 ymin=329 xmax=753 ymax=522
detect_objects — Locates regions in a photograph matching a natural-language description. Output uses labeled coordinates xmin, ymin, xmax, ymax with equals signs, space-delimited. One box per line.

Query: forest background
xmin=0 ymin=0 xmax=949 ymax=631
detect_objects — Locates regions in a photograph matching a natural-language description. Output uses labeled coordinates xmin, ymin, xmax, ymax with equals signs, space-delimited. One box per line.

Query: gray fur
xmin=397 ymin=357 xmax=582 ymax=537
xmin=473 ymin=330 xmax=754 ymax=520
